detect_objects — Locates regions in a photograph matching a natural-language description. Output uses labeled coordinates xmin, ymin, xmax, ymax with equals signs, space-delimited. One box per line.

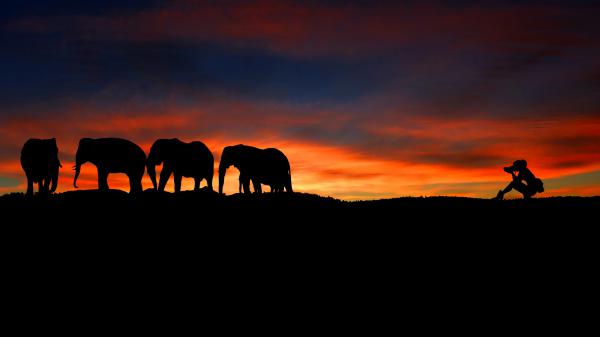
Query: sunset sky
xmin=1 ymin=0 xmax=599 ymax=199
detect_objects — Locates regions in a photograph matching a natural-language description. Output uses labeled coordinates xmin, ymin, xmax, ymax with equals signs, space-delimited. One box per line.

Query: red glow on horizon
xmin=1 ymin=0 xmax=599 ymax=199
xmin=3 ymin=129 xmax=600 ymax=199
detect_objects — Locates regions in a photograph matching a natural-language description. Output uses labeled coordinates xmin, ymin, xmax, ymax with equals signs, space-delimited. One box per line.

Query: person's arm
xmin=515 ymin=171 xmax=524 ymax=182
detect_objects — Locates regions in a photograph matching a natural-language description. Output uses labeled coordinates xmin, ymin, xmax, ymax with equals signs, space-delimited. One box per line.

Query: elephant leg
xmin=158 ymin=168 xmax=171 ymax=192
xmin=252 ymin=179 xmax=262 ymax=194
xmin=37 ymin=181 xmax=44 ymax=194
xmin=193 ymin=177 xmax=200 ymax=191
xmin=41 ymin=177 xmax=50 ymax=194
xmin=26 ymin=177 xmax=33 ymax=196
xmin=98 ymin=169 xmax=109 ymax=190
xmin=206 ymin=175 xmax=213 ymax=192
xmin=238 ymin=173 xmax=245 ymax=194
xmin=174 ymin=173 xmax=182 ymax=193
xmin=285 ymin=175 xmax=293 ymax=193
xmin=129 ymin=176 xmax=142 ymax=194
xmin=242 ymin=179 xmax=251 ymax=194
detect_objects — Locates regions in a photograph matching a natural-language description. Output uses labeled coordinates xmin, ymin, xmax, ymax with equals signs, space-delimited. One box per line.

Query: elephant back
xmin=20 ymin=138 xmax=59 ymax=175
xmin=95 ymin=138 xmax=146 ymax=161
xmin=178 ymin=140 xmax=214 ymax=174
xmin=263 ymin=148 xmax=290 ymax=170
xmin=189 ymin=141 xmax=214 ymax=161
xmin=258 ymin=148 xmax=290 ymax=185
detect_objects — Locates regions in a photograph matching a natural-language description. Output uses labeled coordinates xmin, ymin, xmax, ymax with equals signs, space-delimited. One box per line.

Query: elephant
xmin=219 ymin=144 xmax=292 ymax=195
xmin=73 ymin=138 xmax=146 ymax=193
xmin=20 ymin=138 xmax=62 ymax=196
xmin=147 ymin=138 xmax=214 ymax=192
xmin=238 ymin=173 xmax=284 ymax=193
xmin=269 ymin=182 xmax=285 ymax=192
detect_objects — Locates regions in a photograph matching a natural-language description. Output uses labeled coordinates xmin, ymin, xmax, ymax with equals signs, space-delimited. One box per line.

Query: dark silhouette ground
xmin=1 ymin=189 xmax=597 ymax=225
xmin=2 ymin=189 xmax=595 ymax=318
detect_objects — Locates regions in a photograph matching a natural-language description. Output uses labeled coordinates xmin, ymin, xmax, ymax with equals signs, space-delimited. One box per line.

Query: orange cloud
xmin=3 ymin=134 xmax=600 ymax=199
xmin=1 ymin=97 xmax=600 ymax=199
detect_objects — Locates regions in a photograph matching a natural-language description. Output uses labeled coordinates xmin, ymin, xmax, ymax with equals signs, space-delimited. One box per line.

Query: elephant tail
xmin=285 ymin=168 xmax=293 ymax=193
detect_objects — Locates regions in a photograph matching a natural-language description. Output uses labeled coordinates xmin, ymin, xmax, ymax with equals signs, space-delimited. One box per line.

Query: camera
xmin=503 ymin=166 xmax=514 ymax=174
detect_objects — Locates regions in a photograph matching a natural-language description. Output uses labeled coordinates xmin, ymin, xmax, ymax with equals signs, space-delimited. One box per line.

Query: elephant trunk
xmin=50 ymin=164 xmax=59 ymax=193
xmin=285 ymin=171 xmax=293 ymax=193
xmin=218 ymin=163 xmax=226 ymax=194
xmin=147 ymin=163 xmax=157 ymax=190
xmin=73 ymin=162 xmax=81 ymax=188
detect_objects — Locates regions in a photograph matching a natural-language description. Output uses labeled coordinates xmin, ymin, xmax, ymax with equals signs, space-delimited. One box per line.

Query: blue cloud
xmin=0 ymin=0 xmax=160 ymax=21
xmin=0 ymin=176 xmax=20 ymax=188
xmin=0 ymin=31 xmax=390 ymax=111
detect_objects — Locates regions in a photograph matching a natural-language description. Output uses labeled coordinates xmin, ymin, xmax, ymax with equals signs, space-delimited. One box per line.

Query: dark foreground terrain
xmin=3 ymin=189 xmax=596 ymax=273
xmin=1 ymin=189 xmax=598 ymax=225
xmin=3 ymin=189 xmax=596 ymax=270
xmin=2 ymin=190 xmax=596 ymax=316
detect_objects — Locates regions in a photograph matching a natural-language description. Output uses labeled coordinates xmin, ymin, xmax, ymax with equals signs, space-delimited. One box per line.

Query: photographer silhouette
xmin=493 ymin=159 xmax=544 ymax=200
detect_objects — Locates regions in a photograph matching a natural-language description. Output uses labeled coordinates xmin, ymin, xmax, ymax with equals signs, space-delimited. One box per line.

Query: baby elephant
xmin=238 ymin=173 xmax=284 ymax=193
xmin=20 ymin=138 xmax=62 ymax=196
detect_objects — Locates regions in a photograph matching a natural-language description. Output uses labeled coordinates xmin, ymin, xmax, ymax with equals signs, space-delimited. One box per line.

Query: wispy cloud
xmin=1 ymin=96 xmax=599 ymax=198
xmin=1 ymin=1 xmax=599 ymax=198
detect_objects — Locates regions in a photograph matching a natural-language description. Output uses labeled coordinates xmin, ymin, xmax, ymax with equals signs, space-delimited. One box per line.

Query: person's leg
xmin=521 ymin=185 xmax=537 ymax=199
xmin=494 ymin=176 xmax=525 ymax=200
xmin=501 ymin=181 xmax=514 ymax=194
xmin=493 ymin=181 xmax=514 ymax=200
xmin=510 ymin=181 xmax=532 ymax=199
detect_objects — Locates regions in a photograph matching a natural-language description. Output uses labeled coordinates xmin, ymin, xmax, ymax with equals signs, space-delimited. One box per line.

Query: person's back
xmin=519 ymin=167 xmax=544 ymax=193
xmin=518 ymin=167 xmax=535 ymax=184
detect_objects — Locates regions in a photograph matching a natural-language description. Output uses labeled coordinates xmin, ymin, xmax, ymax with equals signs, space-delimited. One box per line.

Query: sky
xmin=1 ymin=0 xmax=599 ymax=199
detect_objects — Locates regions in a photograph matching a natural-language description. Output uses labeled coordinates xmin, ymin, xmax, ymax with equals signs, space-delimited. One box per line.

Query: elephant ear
xmin=52 ymin=139 xmax=62 ymax=167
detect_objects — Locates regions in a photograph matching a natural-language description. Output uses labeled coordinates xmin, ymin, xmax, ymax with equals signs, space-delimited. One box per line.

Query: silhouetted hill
xmin=1 ymin=190 xmax=598 ymax=225
xmin=3 ymin=189 xmax=596 ymax=279
xmin=3 ymin=190 xmax=595 ymax=308
xmin=5 ymin=189 xmax=597 ymax=264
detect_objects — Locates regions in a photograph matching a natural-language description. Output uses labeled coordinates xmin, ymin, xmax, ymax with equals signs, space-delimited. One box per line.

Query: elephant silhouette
xmin=238 ymin=173 xmax=246 ymax=194
xmin=269 ymin=181 xmax=285 ymax=192
xmin=147 ymin=138 xmax=214 ymax=192
xmin=20 ymin=138 xmax=62 ymax=196
xmin=73 ymin=138 xmax=146 ymax=193
xmin=219 ymin=144 xmax=292 ymax=195
xmin=238 ymin=173 xmax=284 ymax=193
